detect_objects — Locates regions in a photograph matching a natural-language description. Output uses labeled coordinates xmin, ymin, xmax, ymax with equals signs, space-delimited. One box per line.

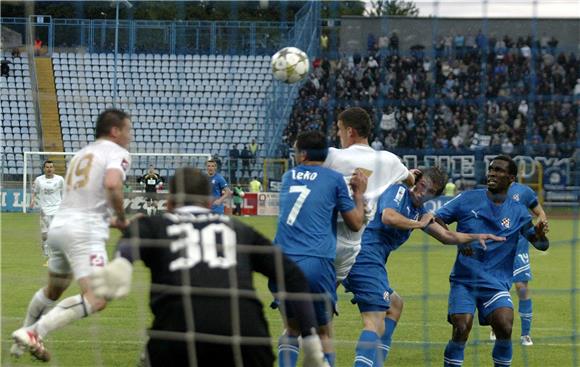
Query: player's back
xmin=133 ymin=209 xmax=269 ymax=338
xmin=57 ymin=139 xmax=130 ymax=221
xmin=435 ymin=189 xmax=532 ymax=289
xmin=323 ymin=145 xmax=409 ymax=243
xmin=275 ymin=165 xmax=354 ymax=260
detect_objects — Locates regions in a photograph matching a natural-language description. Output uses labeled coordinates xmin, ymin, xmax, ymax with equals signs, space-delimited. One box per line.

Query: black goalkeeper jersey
xmin=120 ymin=206 xmax=314 ymax=344
xmin=140 ymin=173 xmax=163 ymax=193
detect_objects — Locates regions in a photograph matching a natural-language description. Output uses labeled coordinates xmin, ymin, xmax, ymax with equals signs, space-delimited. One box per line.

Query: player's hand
xmin=302 ymin=333 xmax=328 ymax=367
xmin=535 ymin=220 xmax=549 ymax=239
xmin=90 ymin=257 xmax=133 ymax=300
xmin=476 ymin=234 xmax=506 ymax=250
xmin=110 ymin=216 xmax=130 ymax=230
xmin=410 ymin=168 xmax=423 ymax=182
xmin=349 ymin=169 xmax=368 ymax=194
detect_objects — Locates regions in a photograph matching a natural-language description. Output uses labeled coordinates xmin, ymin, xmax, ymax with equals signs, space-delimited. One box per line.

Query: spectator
xmin=240 ymin=145 xmax=252 ymax=178
xmin=249 ymin=177 xmax=263 ymax=192
xmin=371 ymin=136 xmax=384 ymax=151
xmin=34 ymin=38 xmax=43 ymax=56
xmin=228 ymin=144 xmax=240 ymax=183
xmin=232 ymin=183 xmax=245 ymax=216
xmin=249 ymin=138 xmax=259 ymax=165
xmin=1 ymin=58 xmax=10 ymax=77
xmin=11 ymin=48 xmax=20 ymax=58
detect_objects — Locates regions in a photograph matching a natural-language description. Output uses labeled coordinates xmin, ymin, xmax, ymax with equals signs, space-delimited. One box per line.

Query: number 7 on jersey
xmin=286 ymin=185 xmax=311 ymax=225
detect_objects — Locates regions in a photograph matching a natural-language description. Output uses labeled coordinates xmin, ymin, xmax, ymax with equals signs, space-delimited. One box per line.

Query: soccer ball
xmin=271 ymin=47 xmax=309 ymax=84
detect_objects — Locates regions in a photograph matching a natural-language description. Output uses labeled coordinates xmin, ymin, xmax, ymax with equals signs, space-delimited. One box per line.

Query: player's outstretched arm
xmin=342 ymin=169 xmax=368 ymax=231
xmin=531 ymin=203 xmax=549 ymax=233
xmin=424 ymin=221 xmax=506 ymax=249
xmin=382 ymin=209 xmax=434 ymax=230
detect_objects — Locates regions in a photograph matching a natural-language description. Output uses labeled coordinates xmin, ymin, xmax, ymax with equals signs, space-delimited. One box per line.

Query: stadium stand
xmin=52 ymin=52 xmax=271 ymax=179
xmin=286 ymin=40 xmax=579 ymax=158
xmin=0 ymin=52 xmax=39 ymax=176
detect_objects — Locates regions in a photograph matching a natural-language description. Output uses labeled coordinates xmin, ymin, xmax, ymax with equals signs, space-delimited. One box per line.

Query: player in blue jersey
xmin=344 ymin=167 xmax=506 ymax=367
xmin=271 ymin=130 xmax=368 ymax=367
xmin=435 ymin=155 xmax=549 ymax=367
xmin=206 ymin=158 xmax=231 ymax=214
xmin=489 ymin=181 xmax=548 ymax=346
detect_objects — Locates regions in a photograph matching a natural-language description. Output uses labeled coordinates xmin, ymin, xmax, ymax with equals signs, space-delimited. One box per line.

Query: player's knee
xmin=515 ymin=283 xmax=529 ymax=299
xmin=88 ymin=296 xmax=107 ymax=312
xmin=452 ymin=321 xmax=472 ymax=340
xmin=44 ymin=286 xmax=63 ymax=301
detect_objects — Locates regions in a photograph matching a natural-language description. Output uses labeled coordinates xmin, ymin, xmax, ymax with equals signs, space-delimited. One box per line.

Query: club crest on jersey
xmin=394 ymin=186 xmax=406 ymax=203
xmin=512 ymin=193 xmax=520 ymax=202
xmin=90 ymin=254 xmax=105 ymax=267
xmin=121 ymin=158 xmax=129 ymax=171
xmin=501 ymin=217 xmax=510 ymax=228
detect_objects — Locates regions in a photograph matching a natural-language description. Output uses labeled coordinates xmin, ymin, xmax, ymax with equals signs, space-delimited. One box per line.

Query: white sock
xmin=23 ymin=289 xmax=55 ymax=327
xmin=35 ymin=294 xmax=93 ymax=338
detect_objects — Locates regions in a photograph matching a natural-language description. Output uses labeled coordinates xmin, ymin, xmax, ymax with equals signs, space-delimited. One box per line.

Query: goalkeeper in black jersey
xmin=139 ymin=165 xmax=164 ymax=215
xmin=91 ymin=167 xmax=326 ymax=367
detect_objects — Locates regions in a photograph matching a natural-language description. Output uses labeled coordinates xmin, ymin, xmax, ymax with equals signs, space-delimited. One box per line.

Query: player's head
xmin=337 ymin=107 xmax=372 ymax=148
xmin=410 ymin=167 xmax=447 ymax=206
xmin=95 ymin=109 xmax=132 ymax=149
xmin=295 ymin=130 xmax=328 ymax=163
xmin=43 ymin=160 xmax=54 ymax=177
xmin=206 ymin=159 xmax=217 ymax=176
xmin=168 ymin=167 xmax=211 ymax=210
xmin=488 ymin=155 xmax=517 ymax=194
xmin=148 ymin=165 xmax=155 ymax=175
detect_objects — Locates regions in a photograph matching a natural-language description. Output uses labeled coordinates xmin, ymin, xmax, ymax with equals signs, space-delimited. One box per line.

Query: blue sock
xmin=492 ymin=339 xmax=512 ymax=367
xmin=444 ymin=340 xmax=466 ymax=366
xmin=324 ymin=352 xmax=336 ymax=367
xmin=519 ymin=298 xmax=532 ymax=336
xmin=376 ymin=318 xmax=397 ymax=365
xmin=354 ymin=330 xmax=379 ymax=367
xmin=278 ymin=335 xmax=299 ymax=367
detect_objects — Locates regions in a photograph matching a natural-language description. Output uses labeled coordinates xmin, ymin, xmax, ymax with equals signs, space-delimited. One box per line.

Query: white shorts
xmin=335 ymin=238 xmax=361 ymax=282
xmin=46 ymin=220 xmax=109 ymax=280
xmin=40 ymin=213 xmax=54 ymax=235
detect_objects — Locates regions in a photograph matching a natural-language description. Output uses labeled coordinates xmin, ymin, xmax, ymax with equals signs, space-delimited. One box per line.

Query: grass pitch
xmin=2 ymin=213 xmax=579 ymax=366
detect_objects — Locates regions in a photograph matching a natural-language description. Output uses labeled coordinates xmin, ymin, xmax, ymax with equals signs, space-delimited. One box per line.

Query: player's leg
xmin=317 ymin=321 xmax=335 ymax=367
xmin=488 ymin=307 xmax=514 ymax=367
xmin=278 ymin=317 xmax=301 ymax=367
xmin=444 ymin=283 xmax=476 ymax=367
xmin=514 ymin=281 xmax=533 ymax=345
xmin=379 ymin=291 xmax=404 ymax=364
xmin=355 ymin=311 xmax=383 ymax=367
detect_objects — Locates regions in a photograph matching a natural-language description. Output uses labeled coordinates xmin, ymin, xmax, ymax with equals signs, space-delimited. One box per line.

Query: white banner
xmin=257 ymin=192 xmax=279 ymax=216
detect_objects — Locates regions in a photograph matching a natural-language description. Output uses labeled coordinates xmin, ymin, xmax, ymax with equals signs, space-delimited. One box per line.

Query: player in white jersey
xmin=11 ymin=109 xmax=132 ymax=362
xmin=31 ymin=160 xmax=64 ymax=259
xmin=323 ymin=107 xmax=416 ymax=283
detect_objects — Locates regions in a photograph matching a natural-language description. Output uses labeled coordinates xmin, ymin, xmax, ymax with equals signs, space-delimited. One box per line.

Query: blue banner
xmin=1 ymin=189 xmax=30 ymax=212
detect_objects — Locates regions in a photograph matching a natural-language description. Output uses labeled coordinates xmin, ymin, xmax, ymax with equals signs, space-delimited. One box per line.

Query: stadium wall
xmin=339 ymin=16 xmax=580 ymax=54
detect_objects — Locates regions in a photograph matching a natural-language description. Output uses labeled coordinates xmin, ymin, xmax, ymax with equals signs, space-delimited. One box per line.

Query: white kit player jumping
xmin=31 ymin=160 xmax=65 ymax=261
xmin=11 ymin=109 xmax=132 ymax=362
xmin=323 ymin=107 xmax=417 ymax=283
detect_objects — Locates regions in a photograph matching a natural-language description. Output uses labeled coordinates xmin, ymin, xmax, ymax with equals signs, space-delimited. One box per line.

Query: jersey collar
xmin=175 ymin=206 xmax=211 ymax=214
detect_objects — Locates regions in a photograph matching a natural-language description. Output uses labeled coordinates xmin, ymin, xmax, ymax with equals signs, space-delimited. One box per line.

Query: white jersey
xmin=33 ymin=175 xmax=65 ymax=216
xmin=323 ymin=144 xmax=409 ymax=243
xmin=52 ymin=139 xmax=131 ymax=227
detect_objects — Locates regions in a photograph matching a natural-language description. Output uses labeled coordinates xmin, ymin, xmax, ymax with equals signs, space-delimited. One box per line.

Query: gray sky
xmin=369 ymin=0 xmax=580 ymax=18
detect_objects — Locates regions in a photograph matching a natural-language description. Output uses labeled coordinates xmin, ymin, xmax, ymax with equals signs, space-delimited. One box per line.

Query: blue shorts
xmin=211 ymin=204 xmax=225 ymax=214
xmin=343 ymin=259 xmax=393 ymax=313
xmin=448 ymin=283 xmax=513 ymax=326
xmin=269 ymin=255 xmax=336 ymax=326
xmin=513 ymin=237 xmax=532 ymax=283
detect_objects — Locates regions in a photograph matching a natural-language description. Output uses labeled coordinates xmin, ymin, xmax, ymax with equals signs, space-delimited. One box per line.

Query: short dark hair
xmin=95 ymin=109 xmax=130 ymax=139
xmin=206 ymin=159 xmax=216 ymax=165
xmin=169 ymin=167 xmax=210 ymax=207
xmin=421 ymin=166 xmax=448 ymax=196
xmin=338 ymin=107 xmax=371 ymax=138
xmin=492 ymin=155 xmax=518 ymax=176
xmin=43 ymin=160 xmax=53 ymax=168
xmin=296 ymin=130 xmax=328 ymax=161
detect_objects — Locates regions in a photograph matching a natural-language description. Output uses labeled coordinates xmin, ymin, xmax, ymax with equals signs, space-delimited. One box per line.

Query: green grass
xmin=2 ymin=213 xmax=579 ymax=366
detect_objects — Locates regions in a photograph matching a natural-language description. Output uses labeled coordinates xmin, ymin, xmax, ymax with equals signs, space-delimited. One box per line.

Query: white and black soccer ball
xmin=271 ymin=47 xmax=310 ymax=84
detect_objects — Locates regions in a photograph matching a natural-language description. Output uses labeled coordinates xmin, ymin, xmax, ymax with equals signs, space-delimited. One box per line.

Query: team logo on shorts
xmin=90 ymin=254 xmax=105 ymax=267
xmin=501 ymin=217 xmax=510 ymax=228
xmin=121 ymin=158 xmax=129 ymax=171
xmin=383 ymin=291 xmax=390 ymax=302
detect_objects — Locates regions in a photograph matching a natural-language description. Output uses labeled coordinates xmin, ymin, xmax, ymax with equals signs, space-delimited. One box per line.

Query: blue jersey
xmin=508 ymin=183 xmax=538 ymax=211
xmin=435 ymin=189 xmax=532 ymax=289
xmin=274 ymin=165 xmax=355 ymax=259
xmin=210 ymin=173 xmax=229 ymax=214
xmin=361 ymin=184 xmax=426 ymax=265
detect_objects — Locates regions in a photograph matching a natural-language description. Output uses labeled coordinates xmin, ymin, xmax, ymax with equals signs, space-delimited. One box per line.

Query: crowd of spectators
xmin=283 ymin=32 xmax=579 ymax=158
